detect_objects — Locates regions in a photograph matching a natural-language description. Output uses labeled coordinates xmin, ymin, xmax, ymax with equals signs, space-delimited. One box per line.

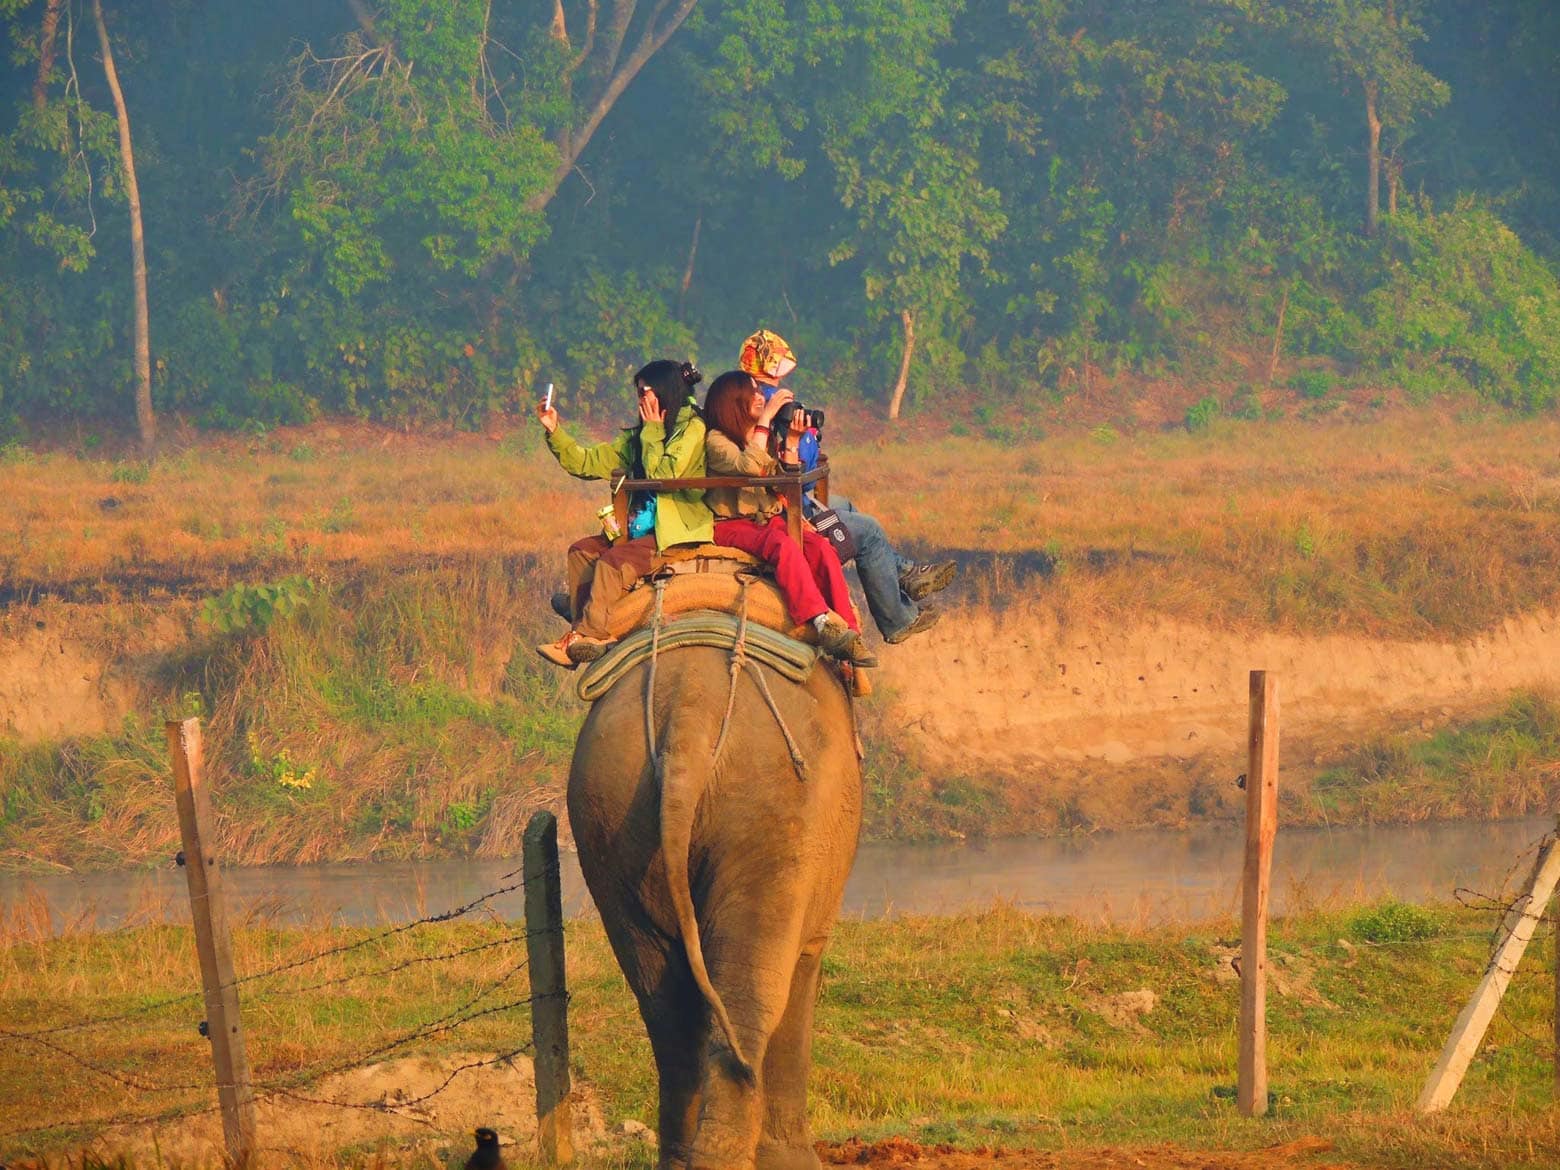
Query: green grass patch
xmin=5 ymin=904 xmax=1558 ymax=1166
xmin=1309 ymin=693 xmax=1560 ymax=821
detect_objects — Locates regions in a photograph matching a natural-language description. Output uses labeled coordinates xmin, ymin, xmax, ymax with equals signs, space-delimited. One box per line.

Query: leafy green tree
xmin=966 ymin=0 xmax=1284 ymax=384
xmin=0 ymin=0 xmax=123 ymax=423
xmin=1270 ymin=0 xmax=1448 ymax=236
xmin=813 ymin=0 xmax=1005 ymax=418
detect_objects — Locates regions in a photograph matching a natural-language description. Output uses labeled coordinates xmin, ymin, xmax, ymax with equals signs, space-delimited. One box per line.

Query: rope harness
xmin=637 ymin=577 xmax=810 ymax=784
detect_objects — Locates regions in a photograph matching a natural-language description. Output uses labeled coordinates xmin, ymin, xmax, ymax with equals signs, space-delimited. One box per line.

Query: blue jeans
xmin=823 ymin=495 xmax=919 ymax=640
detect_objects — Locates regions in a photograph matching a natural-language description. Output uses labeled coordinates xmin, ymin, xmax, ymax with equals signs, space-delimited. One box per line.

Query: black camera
xmin=772 ymin=400 xmax=825 ymax=434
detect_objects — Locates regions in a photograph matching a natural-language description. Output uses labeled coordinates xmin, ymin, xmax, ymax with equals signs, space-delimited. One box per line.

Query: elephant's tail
xmin=658 ymin=735 xmax=754 ymax=1081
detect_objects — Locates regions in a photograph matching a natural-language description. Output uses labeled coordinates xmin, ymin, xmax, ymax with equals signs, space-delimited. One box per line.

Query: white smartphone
xmin=543 ymin=383 xmax=554 ymax=411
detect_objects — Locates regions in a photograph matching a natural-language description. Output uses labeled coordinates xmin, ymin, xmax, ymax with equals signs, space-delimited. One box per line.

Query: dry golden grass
xmin=5 ymin=409 xmax=1558 ymax=636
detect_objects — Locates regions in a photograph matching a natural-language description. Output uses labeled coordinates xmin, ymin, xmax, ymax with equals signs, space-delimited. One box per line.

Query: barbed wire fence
xmin=0 ymin=718 xmax=574 ymax=1168
xmin=1414 ymin=818 xmax=1560 ymax=1112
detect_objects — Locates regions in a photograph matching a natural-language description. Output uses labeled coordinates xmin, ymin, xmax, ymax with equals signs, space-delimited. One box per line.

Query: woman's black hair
xmin=633 ymin=359 xmax=702 ymax=403
xmin=623 ymin=359 xmax=703 ymax=482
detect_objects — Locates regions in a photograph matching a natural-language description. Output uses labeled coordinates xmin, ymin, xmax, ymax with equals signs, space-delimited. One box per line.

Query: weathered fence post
xmin=1417 ymin=819 xmax=1560 ymax=1113
xmin=1238 ymin=671 xmax=1280 ymax=1118
xmin=524 ymin=811 xmax=574 ymax=1165
xmin=167 ymin=717 xmax=256 ymax=1167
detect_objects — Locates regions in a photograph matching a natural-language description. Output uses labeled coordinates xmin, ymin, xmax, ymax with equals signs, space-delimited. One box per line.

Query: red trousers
xmin=713 ymin=516 xmax=859 ymax=632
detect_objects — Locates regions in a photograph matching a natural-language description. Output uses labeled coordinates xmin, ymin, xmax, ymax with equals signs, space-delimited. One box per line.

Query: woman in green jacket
xmin=536 ymin=360 xmax=713 ymax=666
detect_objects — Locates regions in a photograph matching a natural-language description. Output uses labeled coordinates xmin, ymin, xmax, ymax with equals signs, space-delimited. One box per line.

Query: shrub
xmin=1347 ymin=900 xmax=1441 ymax=944
xmin=1362 ymin=207 xmax=1560 ymax=411
xmin=202 ymin=576 xmax=318 ymax=635
xmin=1184 ymin=395 xmax=1221 ymax=432
xmin=1287 ymin=370 xmax=1334 ymax=401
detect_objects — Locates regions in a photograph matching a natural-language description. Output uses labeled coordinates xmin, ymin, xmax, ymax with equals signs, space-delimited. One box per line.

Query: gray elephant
xmin=567 ymin=645 xmax=862 ymax=1170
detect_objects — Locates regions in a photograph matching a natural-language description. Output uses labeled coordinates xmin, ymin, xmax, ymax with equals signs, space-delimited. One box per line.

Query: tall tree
xmin=31 ymin=0 xmax=63 ymax=110
xmin=1279 ymin=0 xmax=1447 ymax=237
xmin=91 ymin=0 xmax=153 ymax=452
xmin=533 ymin=0 xmax=700 ymax=212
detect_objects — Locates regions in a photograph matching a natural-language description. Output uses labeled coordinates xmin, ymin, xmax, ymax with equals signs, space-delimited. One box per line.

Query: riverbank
xmin=3 ymin=412 xmax=1560 ymax=868
xmin=7 ymin=817 xmax=1555 ymax=934
xmin=2 ymin=902 xmax=1556 ymax=1168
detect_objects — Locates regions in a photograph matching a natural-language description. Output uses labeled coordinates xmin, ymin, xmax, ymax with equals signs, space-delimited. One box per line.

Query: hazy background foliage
xmin=2 ymin=0 xmax=1558 ymax=434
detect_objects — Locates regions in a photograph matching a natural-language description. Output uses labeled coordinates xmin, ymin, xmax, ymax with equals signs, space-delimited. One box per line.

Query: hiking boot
xmin=898 ymin=560 xmax=956 ymax=602
xmin=565 ymin=633 xmax=614 ymax=664
xmin=884 ymin=605 xmax=940 ymax=645
xmin=550 ymin=591 xmax=572 ymax=622
xmin=840 ymin=635 xmax=879 ymax=669
xmin=536 ymin=632 xmax=583 ymax=669
xmin=815 ymin=612 xmax=879 ymax=668
xmin=814 ymin=611 xmax=857 ymax=656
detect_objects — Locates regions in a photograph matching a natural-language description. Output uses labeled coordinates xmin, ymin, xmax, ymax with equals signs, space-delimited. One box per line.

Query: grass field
xmin=1 ymin=898 xmax=1557 ymax=1168
xmin=4 ymin=406 xmax=1560 ymax=637
xmin=4 ymin=407 xmax=1560 ymax=868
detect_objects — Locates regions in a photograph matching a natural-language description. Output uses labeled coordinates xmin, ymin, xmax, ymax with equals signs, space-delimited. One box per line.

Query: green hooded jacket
xmin=544 ymin=398 xmax=714 ymax=550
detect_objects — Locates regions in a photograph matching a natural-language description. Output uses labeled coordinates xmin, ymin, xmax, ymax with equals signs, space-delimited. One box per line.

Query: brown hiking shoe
xmin=536 ymin=632 xmax=582 ymax=669
xmin=840 ymin=635 xmax=879 ymax=669
xmin=898 ymin=560 xmax=956 ymax=602
xmin=565 ymin=633 xmax=614 ymax=663
xmin=815 ymin=612 xmax=879 ymax=668
xmin=884 ymin=605 xmax=940 ymax=645
xmin=814 ymin=612 xmax=856 ymax=655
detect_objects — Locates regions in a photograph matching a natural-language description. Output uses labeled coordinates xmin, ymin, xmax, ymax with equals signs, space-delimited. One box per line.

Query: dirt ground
xmin=11 ymin=1054 xmax=1352 ymax=1170
xmin=821 ymin=1136 xmax=1346 ymax=1170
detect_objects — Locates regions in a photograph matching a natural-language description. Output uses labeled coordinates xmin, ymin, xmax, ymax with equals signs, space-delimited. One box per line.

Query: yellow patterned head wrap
xmin=737 ymin=329 xmax=798 ymax=385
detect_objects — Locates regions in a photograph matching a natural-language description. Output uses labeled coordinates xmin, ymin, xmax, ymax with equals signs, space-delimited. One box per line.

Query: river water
xmin=3 ymin=816 xmax=1553 ymax=935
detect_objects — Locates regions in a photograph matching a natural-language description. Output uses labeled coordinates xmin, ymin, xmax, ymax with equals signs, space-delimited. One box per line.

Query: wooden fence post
xmin=167 ymin=717 xmax=256 ymax=1167
xmin=1238 ymin=671 xmax=1280 ymax=1118
xmin=1417 ymin=822 xmax=1560 ymax=1113
xmin=524 ymin=811 xmax=574 ymax=1165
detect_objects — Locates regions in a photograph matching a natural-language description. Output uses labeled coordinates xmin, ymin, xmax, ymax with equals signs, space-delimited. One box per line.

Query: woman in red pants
xmin=702 ymin=370 xmax=875 ymax=667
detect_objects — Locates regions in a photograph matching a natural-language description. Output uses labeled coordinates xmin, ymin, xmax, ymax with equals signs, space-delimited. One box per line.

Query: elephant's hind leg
xmin=690 ymin=909 xmax=809 ymax=1170
xmin=756 ymin=940 xmax=827 ymax=1170
xmin=642 ymin=957 xmax=711 ymax=1170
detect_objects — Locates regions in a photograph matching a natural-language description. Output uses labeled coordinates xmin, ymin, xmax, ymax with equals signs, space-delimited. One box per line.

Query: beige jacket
xmin=704 ymin=429 xmax=784 ymax=522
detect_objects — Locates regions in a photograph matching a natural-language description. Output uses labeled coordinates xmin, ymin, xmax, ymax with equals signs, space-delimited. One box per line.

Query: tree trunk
xmin=1386 ymin=153 xmax=1402 ymax=216
xmin=525 ymin=0 xmax=699 ymax=214
xmin=1267 ymin=283 xmax=1289 ymax=386
xmin=887 ymin=309 xmax=915 ymax=421
xmin=1364 ymin=80 xmax=1381 ymax=239
xmin=92 ymin=0 xmax=154 ymax=455
xmin=33 ymin=0 xmax=65 ymax=109
xmin=678 ymin=211 xmax=701 ymax=312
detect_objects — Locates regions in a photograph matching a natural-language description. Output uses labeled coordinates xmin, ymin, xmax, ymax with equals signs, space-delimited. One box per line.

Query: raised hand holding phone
xmin=537 ymin=383 xmax=559 ymax=433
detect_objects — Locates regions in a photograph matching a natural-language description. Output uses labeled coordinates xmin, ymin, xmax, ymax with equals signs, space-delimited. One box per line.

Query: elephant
xmin=567 ymin=643 xmax=863 ymax=1170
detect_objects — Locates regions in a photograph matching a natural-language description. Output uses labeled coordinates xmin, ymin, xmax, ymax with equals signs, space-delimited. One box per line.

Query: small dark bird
xmin=464 ymin=1126 xmax=506 ymax=1170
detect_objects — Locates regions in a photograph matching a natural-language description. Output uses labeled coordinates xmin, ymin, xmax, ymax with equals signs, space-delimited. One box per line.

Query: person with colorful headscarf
xmin=737 ymin=328 xmax=955 ymax=645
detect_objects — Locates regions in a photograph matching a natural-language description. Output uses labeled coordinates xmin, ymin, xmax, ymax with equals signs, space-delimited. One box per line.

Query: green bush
xmin=1362 ymin=208 xmax=1560 ymax=411
xmin=1346 ymin=900 xmax=1441 ymax=945
xmin=202 ymin=576 xmax=318 ymax=635
xmin=1184 ymin=395 xmax=1221 ymax=432
xmin=1287 ymin=370 xmax=1334 ymax=401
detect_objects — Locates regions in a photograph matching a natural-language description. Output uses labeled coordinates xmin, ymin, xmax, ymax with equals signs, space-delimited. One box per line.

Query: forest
xmin=2 ymin=0 xmax=1558 ymax=447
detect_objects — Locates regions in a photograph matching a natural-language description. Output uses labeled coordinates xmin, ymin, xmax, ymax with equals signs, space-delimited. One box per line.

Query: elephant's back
xmin=566 ymin=645 xmax=862 ymax=892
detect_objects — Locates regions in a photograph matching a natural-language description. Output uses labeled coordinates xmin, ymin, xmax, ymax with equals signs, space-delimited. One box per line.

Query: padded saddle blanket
xmin=576 ymin=611 xmax=818 ymax=702
xmin=595 ymin=544 xmax=825 ymax=643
